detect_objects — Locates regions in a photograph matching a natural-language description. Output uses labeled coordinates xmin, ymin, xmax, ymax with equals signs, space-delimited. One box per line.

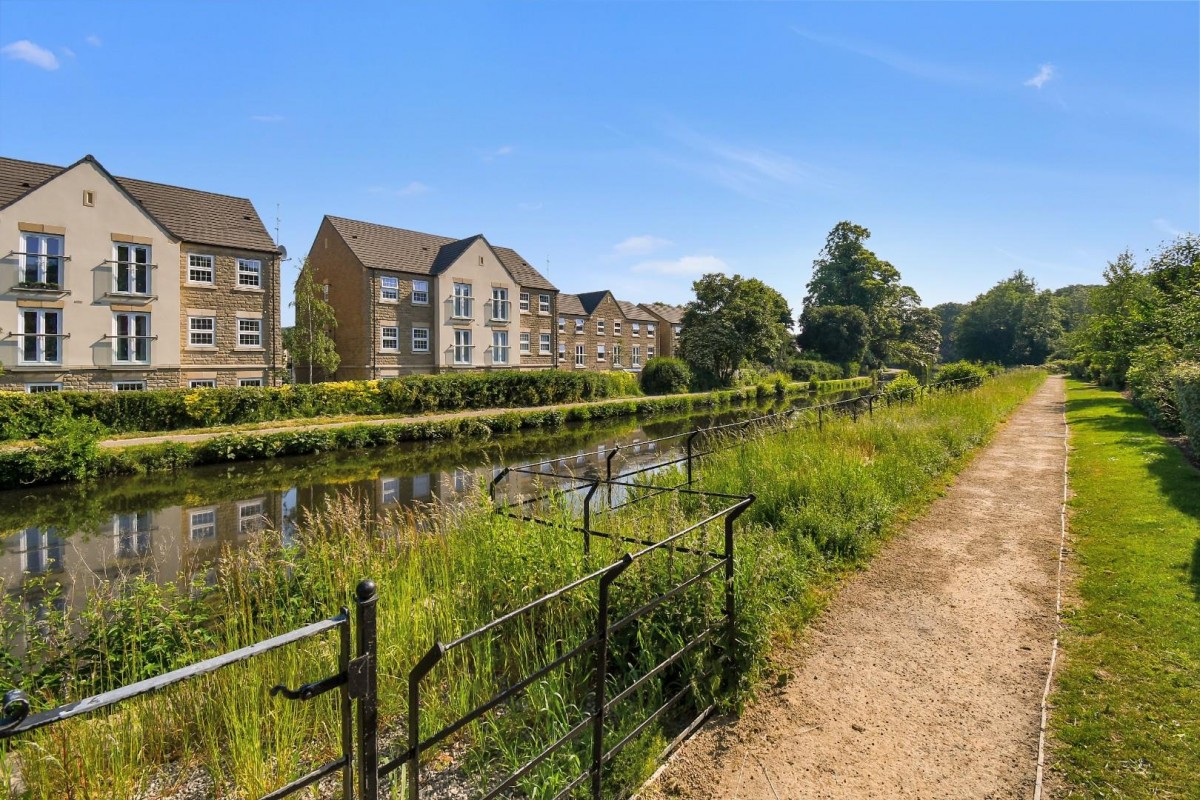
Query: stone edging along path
xmin=642 ymin=376 xmax=1068 ymax=799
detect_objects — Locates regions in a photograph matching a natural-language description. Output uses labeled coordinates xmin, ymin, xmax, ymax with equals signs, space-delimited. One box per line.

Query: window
xmin=632 ymin=323 xmax=640 ymax=337
xmin=381 ymin=326 xmax=399 ymax=351
xmin=454 ymin=329 xmax=473 ymax=364
xmin=189 ymin=509 xmax=217 ymax=541
xmin=647 ymin=323 xmax=656 ymax=336
xmin=380 ymin=276 xmax=399 ymax=301
xmin=21 ymin=527 xmax=64 ymax=575
xmin=239 ymin=377 xmax=264 ymax=387
xmin=597 ymin=344 xmax=606 ymax=362
xmin=113 ymin=242 xmax=151 ymax=295
xmin=238 ymin=500 xmax=267 ymax=534
xmin=539 ymin=333 xmax=551 ymax=354
xmin=380 ymin=477 xmax=400 ymax=505
xmin=519 ymin=332 xmax=531 ymax=354
xmin=21 ymin=233 xmax=64 ymax=286
xmin=575 ymin=318 xmax=584 ymax=334
xmin=189 ymin=316 xmax=215 ymax=347
xmin=520 ymin=292 xmax=530 ymax=312
xmin=412 ymin=327 xmax=430 ymax=353
xmin=413 ymin=473 xmax=431 ymax=498
xmin=491 ymin=287 xmax=510 ymax=321
xmin=575 ymin=344 xmax=585 ymax=367
xmin=614 ymin=321 xmax=622 ymax=336
xmin=612 ymin=344 xmax=622 ymax=366
xmin=18 ymin=309 xmax=61 ymax=364
xmin=188 ymin=254 xmax=214 ymax=284
xmin=412 ymin=280 xmax=429 ymax=304
xmin=236 ymin=259 xmax=261 ymax=288
xmin=114 ymin=312 xmax=151 ymax=363
xmin=597 ymin=319 xmax=605 ymax=336
xmin=25 ymin=383 xmax=61 ymax=394
xmin=453 ymin=282 xmax=472 ymax=318
xmin=558 ymin=342 xmax=566 ymax=361
xmin=238 ymin=318 xmax=262 ymax=348
xmin=648 ymin=346 xmax=656 ymax=359
xmin=83 ymin=189 xmax=95 ymax=206
xmin=189 ymin=379 xmax=216 ymax=389
xmin=115 ymin=513 xmax=151 ymax=558
xmin=114 ymin=381 xmax=145 ymax=392
xmin=673 ymin=325 xmax=682 ymax=336
xmin=492 ymin=330 xmax=509 ymax=364
xmin=539 ymin=294 xmax=550 ymax=313
xmin=632 ymin=346 xmax=641 ymax=367
xmin=558 ymin=316 xmax=565 ymax=333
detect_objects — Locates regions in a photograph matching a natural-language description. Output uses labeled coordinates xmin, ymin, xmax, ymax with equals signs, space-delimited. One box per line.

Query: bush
xmin=934 ymin=361 xmax=988 ymax=386
xmin=1126 ymin=343 xmax=1182 ymax=432
xmin=883 ymin=372 xmax=920 ymax=401
xmin=787 ymin=358 xmax=843 ymax=382
xmin=0 ymin=371 xmax=642 ymax=441
xmin=1173 ymin=361 xmax=1200 ymax=447
xmin=639 ymin=358 xmax=692 ymax=395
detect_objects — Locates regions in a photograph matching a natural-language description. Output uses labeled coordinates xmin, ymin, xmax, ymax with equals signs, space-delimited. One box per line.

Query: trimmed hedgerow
xmin=0 ymin=371 xmax=642 ymax=442
xmin=1172 ymin=361 xmax=1200 ymax=446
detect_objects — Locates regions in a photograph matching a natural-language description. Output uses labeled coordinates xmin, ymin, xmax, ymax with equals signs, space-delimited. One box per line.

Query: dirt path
xmin=644 ymin=375 xmax=1067 ymax=800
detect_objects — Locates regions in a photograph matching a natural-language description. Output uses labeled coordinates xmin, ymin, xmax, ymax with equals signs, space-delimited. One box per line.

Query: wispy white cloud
xmin=1153 ymin=218 xmax=1187 ymax=238
xmin=1 ymin=40 xmax=60 ymax=70
xmin=250 ymin=114 xmax=285 ymax=123
xmin=614 ymin=235 xmax=672 ymax=256
xmin=632 ymin=254 xmax=727 ymax=276
xmin=85 ymin=35 xmax=102 ymax=47
xmin=60 ymin=46 xmax=75 ymax=58
xmin=793 ymin=27 xmax=982 ymax=87
xmin=1024 ymin=64 xmax=1056 ymax=90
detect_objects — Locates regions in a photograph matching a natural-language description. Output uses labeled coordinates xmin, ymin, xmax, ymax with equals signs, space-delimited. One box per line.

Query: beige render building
xmin=304 ymin=216 xmax=558 ymax=379
xmin=0 ymin=155 xmax=281 ymax=392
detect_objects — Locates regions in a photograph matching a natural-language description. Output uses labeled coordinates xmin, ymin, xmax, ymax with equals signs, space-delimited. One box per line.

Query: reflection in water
xmin=0 ymin=392 xmax=861 ymax=617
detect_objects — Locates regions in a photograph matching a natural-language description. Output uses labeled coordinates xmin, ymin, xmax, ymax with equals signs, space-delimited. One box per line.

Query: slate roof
xmin=641 ymin=303 xmax=686 ymax=325
xmin=574 ymin=290 xmax=612 ymax=315
xmin=558 ymin=294 xmax=586 ymax=316
xmin=324 ymin=215 xmax=556 ymax=291
xmin=618 ymin=300 xmax=658 ymax=322
xmin=0 ymin=155 xmax=277 ymax=253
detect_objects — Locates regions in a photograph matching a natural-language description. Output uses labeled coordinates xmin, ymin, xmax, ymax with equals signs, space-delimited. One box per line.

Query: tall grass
xmin=1 ymin=370 xmax=1044 ymax=799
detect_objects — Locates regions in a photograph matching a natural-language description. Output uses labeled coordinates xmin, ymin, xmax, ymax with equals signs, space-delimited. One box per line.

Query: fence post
xmin=605 ymin=445 xmax=620 ymax=510
xmin=686 ymin=429 xmax=701 ymax=485
xmin=818 ymin=405 xmax=823 ymax=431
xmin=582 ymin=480 xmax=600 ymax=557
xmin=488 ymin=467 xmax=510 ymax=509
xmin=593 ymin=555 xmax=633 ymax=799
xmin=339 ymin=606 xmax=355 ymax=800
xmin=723 ymin=496 xmax=754 ymax=693
xmin=868 ymin=395 xmax=874 ymax=418
xmin=407 ymin=642 xmax=446 ymax=800
xmin=355 ymin=580 xmax=379 ymax=800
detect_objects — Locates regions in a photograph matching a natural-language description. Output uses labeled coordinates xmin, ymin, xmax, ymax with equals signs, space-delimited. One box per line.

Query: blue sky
xmin=2 ymin=2 xmax=1196 ymax=326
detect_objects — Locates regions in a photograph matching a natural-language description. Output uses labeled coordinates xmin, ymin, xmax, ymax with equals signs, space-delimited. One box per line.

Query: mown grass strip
xmin=1049 ymin=381 xmax=1200 ymax=798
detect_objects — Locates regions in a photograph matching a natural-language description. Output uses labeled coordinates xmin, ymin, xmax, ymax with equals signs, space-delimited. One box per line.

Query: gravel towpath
xmin=643 ymin=376 xmax=1067 ymax=799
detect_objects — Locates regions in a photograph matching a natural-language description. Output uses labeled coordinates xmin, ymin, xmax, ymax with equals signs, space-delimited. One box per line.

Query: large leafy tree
xmin=678 ymin=273 xmax=793 ymax=386
xmin=955 ymin=271 xmax=1063 ymax=365
xmin=804 ymin=221 xmax=920 ymax=366
xmin=893 ymin=302 xmax=943 ymax=378
xmin=933 ymin=302 xmax=965 ymax=361
xmin=289 ymin=259 xmax=340 ymax=382
xmin=795 ymin=305 xmax=870 ymax=366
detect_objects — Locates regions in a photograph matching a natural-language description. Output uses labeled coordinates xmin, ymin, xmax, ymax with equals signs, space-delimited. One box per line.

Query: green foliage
xmin=1170 ymin=361 xmax=1200 ymax=446
xmin=1126 ymin=341 xmax=1183 ymax=431
xmin=639 ymin=356 xmax=692 ymax=395
xmin=934 ymin=360 xmax=988 ymax=386
xmin=783 ymin=357 xmax=843 ymax=383
xmin=933 ymin=302 xmax=965 ymax=361
xmin=954 ymin=270 xmax=1063 ymax=365
xmin=883 ymin=372 xmax=920 ymax=400
xmin=678 ymin=273 xmax=793 ymax=388
xmin=0 ymin=370 xmax=642 ymax=442
xmin=795 ymin=304 xmax=870 ymax=365
xmin=289 ymin=260 xmax=340 ymax=381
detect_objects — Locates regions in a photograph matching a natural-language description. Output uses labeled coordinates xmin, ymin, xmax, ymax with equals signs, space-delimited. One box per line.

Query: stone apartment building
xmin=303 ymin=216 xmax=558 ymax=379
xmin=0 ymin=155 xmax=281 ymax=392
xmin=555 ymin=290 xmax=661 ymax=372
xmin=639 ymin=303 xmax=686 ymax=359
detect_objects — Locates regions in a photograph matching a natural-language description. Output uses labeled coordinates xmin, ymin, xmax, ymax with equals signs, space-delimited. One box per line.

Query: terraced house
xmin=0 ymin=155 xmax=281 ymax=392
xmin=556 ymin=291 xmax=660 ymax=372
xmin=304 ymin=216 xmax=558 ymax=379
xmin=638 ymin=302 xmax=686 ymax=359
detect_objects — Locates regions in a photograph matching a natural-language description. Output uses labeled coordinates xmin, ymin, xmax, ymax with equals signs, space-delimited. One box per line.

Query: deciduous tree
xmin=290 ymin=260 xmax=340 ymax=383
xmin=678 ymin=273 xmax=792 ymax=386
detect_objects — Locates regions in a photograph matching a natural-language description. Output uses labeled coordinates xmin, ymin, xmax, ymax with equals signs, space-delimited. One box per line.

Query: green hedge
xmin=0 ymin=371 xmax=641 ymax=442
xmin=1172 ymin=361 xmax=1200 ymax=446
xmin=788 ymin=359 xmax=844 ymax=382
xmin=1126 ymin=343 xmax=1182 ymax=433
xmin=639 ymin=357 xmax=692 ymax=395
xmin=934 ymin=360 xmax=988 ymax=386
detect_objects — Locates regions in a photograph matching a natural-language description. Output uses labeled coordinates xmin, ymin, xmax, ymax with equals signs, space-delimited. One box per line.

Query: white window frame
xmin=491 ymin=287 xmax=510 ymax=322
xmin=673 ymin=325 xmax=682 ymax=336
xmin=558 ymin=316 xmax=565 ymax=333
xmin=492 ymin=330 xmax=510 ymax=365
xmin=112 ymin=242 xmax=152 ymax=295
xmin=189 ymin=508 xmax=217 ymax=541
xmin=612 ymin=344 xmax=622 ymax=366
xmin=453 ymin=282 xmax=473 ymax=319
xmin=21 ymin=527 xmax=63 ymax=575
xmin=380 ymin=477 xmax=400 ymax=505
xmin=380 ymin=275 xmax=399 ymax=301
xmin=647 ymin=323 xmax=656 ymax=336
xmin=597 ymin=343 xmax=606 ymax=362
xmin=113 ymin=311 xmax=151 ymax=364
xmin=412 ymin=327 xmax=430 ymax=353
xmin=454 ymin=329 xmax=473 ymax=365
xmin=519 ymin=332 xmax=531 ymax=354
xmin=188 ymin=254 xmax=214 ymax=285
xmin=575 ymin=344 xmax=585 ymax=367
xmin=558 ymin=342 xmax=566 ymax=362
xmin=239 ymin=377 xmax=264 ymax=388
xmin=614 ymin=321 xmax=622 ymax=336
xmin=648 ymin=345 xmax=656 ymax=359
xmin=539 ymin=333 xmax=551 ymax=355
xmin=236 ymin=258 xmax=262 ymax=288
xmin=381 ymin=326 xmax=399 ymax=352
xmin=412 ymin=279 xmax=429 ymax=305
xmin=114 ymin=381 xmax=145 ymax=392
xmin=237 ymin=499 xmax=267 ymax=534
xmin=188 ymin=316 xmax=216 ymax=347
xmin=575 ymin=318 xmax=584 ymax=334
xmin=520 ymin=292 xmax=530 ymax=312
xmin=114 ymin=512 xmax=152 ymax=558
xmin=539 ymin=294 xmax=550 ymax=313
xmin=189 ymin=379 xmax=216 ymax=389
xmin=21 ymin=233 xmax=65 ymax=286
xmin=237 ymin=318 xmax=263 ymax=349
xmin=25 ymin=382 xmax=62 ymax=394
xmin=597 ymin=319 xmax=605 ymax=336
xmin=632 ymin=323 xmax=640 ymax=337
xmin=18 ymin=309 xmax=62 ymax=365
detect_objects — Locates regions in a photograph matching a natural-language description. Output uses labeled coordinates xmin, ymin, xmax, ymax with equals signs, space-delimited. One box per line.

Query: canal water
xmin=0 ymin=391 xmax=862 ymax=617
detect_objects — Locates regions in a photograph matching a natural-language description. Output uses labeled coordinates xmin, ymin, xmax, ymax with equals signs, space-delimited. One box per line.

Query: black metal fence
xmin=0 ymin=373 xmax=984 ymax=799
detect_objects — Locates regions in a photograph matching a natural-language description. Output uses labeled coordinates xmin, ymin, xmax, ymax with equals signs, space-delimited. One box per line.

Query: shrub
xmin=883 ymin=372 xmax=920 ymax=401
xmin=934 ymin=361 xmax=988 ymax=386
xmin=1126 ymin=343 xmax=1182 ymax=432
xmin=787 ymin=359 xmax=843 ymax=382
xmin=1173 ymin=361 xmax=1200 ymax=446
xmin=639 ymin=358 xmax=692 ymax=395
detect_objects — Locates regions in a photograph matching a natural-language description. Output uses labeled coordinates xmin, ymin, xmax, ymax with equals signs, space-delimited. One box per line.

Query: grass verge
xmin=1048 ymin=380 xmax=1200 ymax=798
